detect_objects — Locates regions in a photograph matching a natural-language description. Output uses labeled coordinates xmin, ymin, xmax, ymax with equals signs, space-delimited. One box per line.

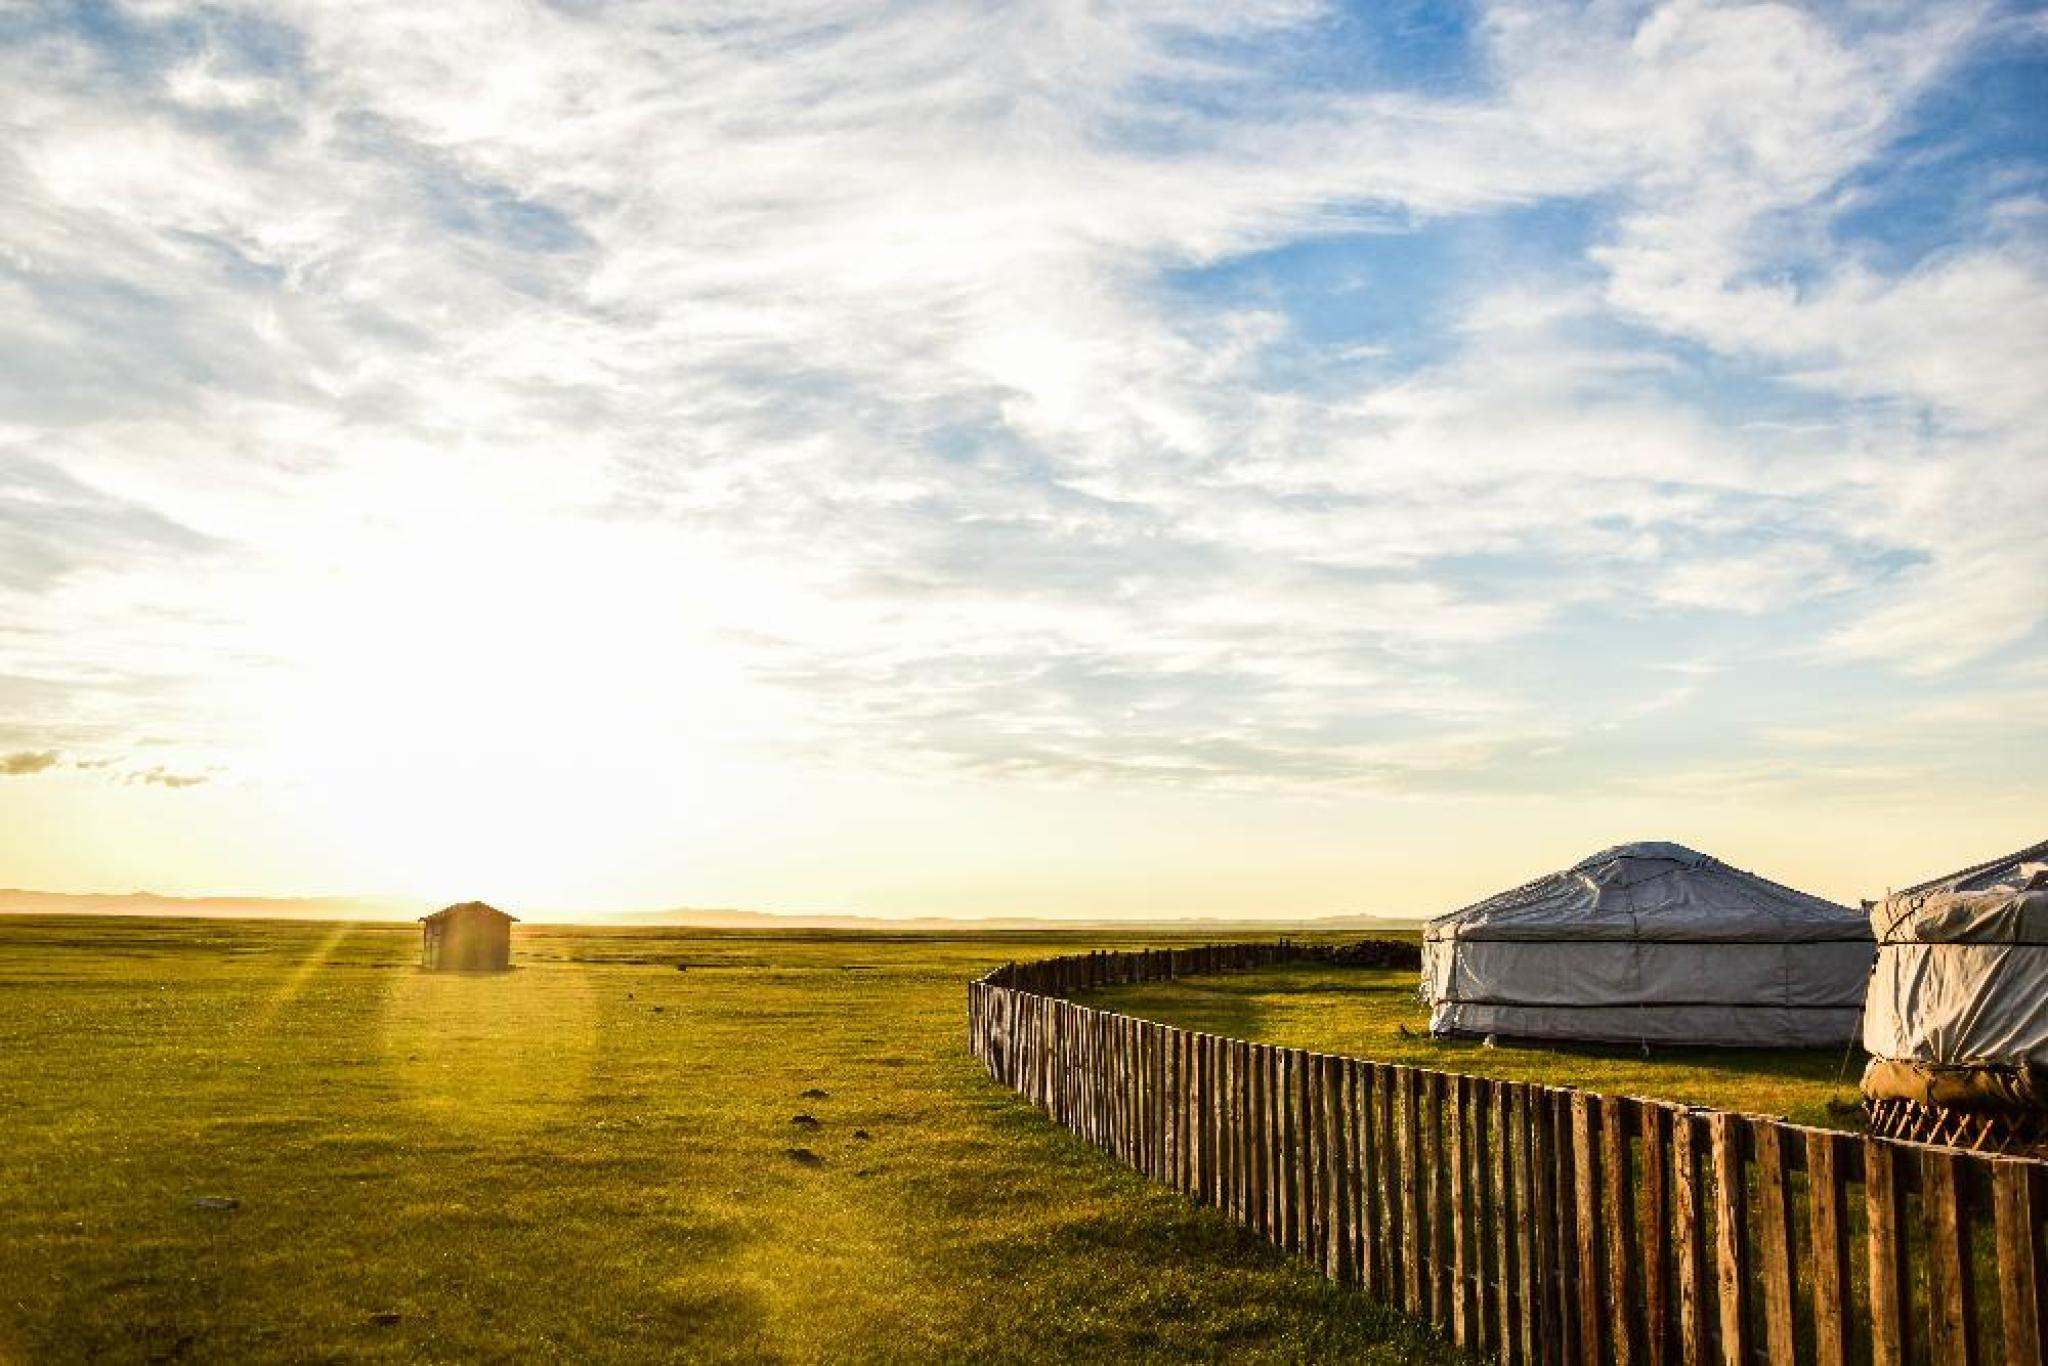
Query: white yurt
xmin=1421 ymin=841 xmax=1874 ymax=1047
xmin=1862 ymin=838 xmax=2048 ymax=1152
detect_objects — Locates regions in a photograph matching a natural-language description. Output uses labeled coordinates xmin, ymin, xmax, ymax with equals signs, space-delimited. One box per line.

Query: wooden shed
xmin=419 ymin=901 xmax=517 ymax=972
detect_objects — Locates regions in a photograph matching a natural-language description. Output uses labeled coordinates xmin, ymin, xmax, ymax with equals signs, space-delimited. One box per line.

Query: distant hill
xmin=0 ymin=889 xmax=428 ymax=921
xmin=0 ymin=888 xmax=1421 ymax=931
xmin=597 ymin=908 xmax=1425 ymax=932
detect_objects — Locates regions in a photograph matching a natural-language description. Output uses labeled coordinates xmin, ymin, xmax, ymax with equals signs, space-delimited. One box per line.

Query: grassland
xmin=1087 ymin=960 xmax=1868 ymax=1130
xmin=0 ymin=918 xmax=1458 ymax=1365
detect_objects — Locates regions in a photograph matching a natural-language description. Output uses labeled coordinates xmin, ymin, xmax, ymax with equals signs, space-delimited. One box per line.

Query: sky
xmin=0 ymin=0 xmax=2043 ymax=920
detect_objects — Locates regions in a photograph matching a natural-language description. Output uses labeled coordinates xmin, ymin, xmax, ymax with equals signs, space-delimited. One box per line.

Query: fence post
xmin=1424 ymin=1070 xmax=1446 ymax=1327
xmin=1921 ymin=1146 xmax=1978 ymax=1365
xmin=1867 ymin=1137 xmax=1911 ymax=1366
xmin=1158 ymin=1022 xmax=1171 ymax=1183
xmin=1638 ymin=1103 xmax=1670 ymax=1366
xmin=1992 ymin=1158 xmax=2044 ymax=1366
xmin=1340 ymin=1058 xmax=1365 ymax=1290
xmin=1753 ymin=1120 xmax=1797 ymax=1366
xmin=1199 ymin=1033 xmax=1216 ymax=1207
xmin=1471 ymin=1078 xmax=1495 ymax=1361
xmin=1244 ymin=1040 xmax=1263 ymax=1230
xmin=1403 ymin=1067 xmax=1425 ymax=1319
xmin=1671 ymin=1110 xmax=1708 ymax=1366
xmin=1233 ymin=1036 xmax=1250 ymax=1221
xmin=1571 ymin=1091 xmax=1604 ymax=1366
xmin=1226 ymin=1038 xmax=1243 ymax=1222
xmin=1529 ymin=1085 xmax=1557 ymax=1362
xmin=1298 ymin=1048 xmax=1319 ymax=1260
xmin=1553 ymin=1089 xmax=1581 ymax=1366
xmin=1451 ymin=1074 xmax=1472 ymax=1347
xmin=1709 ymin=1111 xmax=1749 ymax=1366
xmin=1492 ymin=1079 xmax=1522 ymax=1366
xmin=1322 ymin=1052 xmax=1349 ymax=1283
xmin=1277 ymin=1056 xmax=1294 ymax=1253
xmin=1806 ymin=1129 xmax=1851 ymax=1366
xmin=1384 ymin=1062 xmax=1406 ymax=1299
xmin=1603 ymin=1096 xmax=1639 ymax=1366
xmin=1179 ymin=1028 xmax=1196 ymax=1196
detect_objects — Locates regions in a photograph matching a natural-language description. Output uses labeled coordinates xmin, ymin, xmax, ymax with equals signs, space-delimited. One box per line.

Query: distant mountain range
xmin=0 ymin=888 xmax=429 ymax=920
xmin=602 ymin=907 xmax=1424 ymax=931
xmin=0 ymin=888 xmax=1420 ymax=931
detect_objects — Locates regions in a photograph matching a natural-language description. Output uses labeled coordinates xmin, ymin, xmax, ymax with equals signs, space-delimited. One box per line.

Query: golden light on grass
xmin=242 ymin=920 xmax=356 ymax=1031
xmin=379 ymin=957 xmax=600 ymax=1137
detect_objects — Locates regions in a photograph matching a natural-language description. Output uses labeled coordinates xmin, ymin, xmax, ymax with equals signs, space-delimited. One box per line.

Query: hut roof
xmin=419 ymin=900 xmax=520 ymax=924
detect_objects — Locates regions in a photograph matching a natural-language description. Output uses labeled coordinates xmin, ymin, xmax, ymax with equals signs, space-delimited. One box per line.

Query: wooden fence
xmin=966 ymin=943 xmax=2048 ymax=1365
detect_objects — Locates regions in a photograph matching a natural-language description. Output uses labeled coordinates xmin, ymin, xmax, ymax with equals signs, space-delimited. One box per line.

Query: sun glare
xmin=241 ymin=512 xmax=794 ymax=903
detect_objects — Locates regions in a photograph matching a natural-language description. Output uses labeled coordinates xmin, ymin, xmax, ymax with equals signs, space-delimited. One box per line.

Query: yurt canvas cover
xmin=1862 ymin=838 xmax=2048 ymax=1109
xmin=1421 ymin=841 xmax=1874 ymax=1047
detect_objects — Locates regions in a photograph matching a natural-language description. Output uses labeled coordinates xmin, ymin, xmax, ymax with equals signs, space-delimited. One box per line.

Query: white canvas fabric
xmin=1421 ymin=842 xmax=1874 ymax=1047
xmin=1862 ymin=839 xmax=2048 ymax=1066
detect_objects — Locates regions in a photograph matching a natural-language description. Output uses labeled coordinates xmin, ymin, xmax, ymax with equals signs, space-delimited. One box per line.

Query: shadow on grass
xmin=1457 ymin=1032 xmax=1859 ymax=1082
xmin=918 ymin=1085 xmax=1458 ymax=1363
xmin=1073 ymin=966 xmax=1304 ymax=1042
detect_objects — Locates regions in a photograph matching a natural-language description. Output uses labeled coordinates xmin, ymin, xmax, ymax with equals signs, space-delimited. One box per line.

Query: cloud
xmin=0 ymin=747 xmax=211 ymax=786
xmin=129 ymin=765 xmax=207 ymax=789
xmin=0 ymin=0 xmax=2038 ymax=812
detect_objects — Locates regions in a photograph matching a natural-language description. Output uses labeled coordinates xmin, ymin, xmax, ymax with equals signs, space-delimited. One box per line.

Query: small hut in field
xmin=1863 ymin=838 xmax=2048 ymax=1154
xmin=1420 ymin=841 xmax=1873 ymax=1048
xmin=419 ymin=901 xmax=517 ymax=972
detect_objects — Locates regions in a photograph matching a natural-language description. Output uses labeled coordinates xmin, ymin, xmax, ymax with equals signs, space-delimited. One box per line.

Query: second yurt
xmin=1421 ymin=841 xmax=1874 ymax=1047
xmin=1862 ymin=838 xmax=2048 ymax=1153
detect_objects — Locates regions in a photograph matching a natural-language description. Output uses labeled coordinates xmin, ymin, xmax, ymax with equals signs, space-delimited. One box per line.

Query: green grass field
xmin=1087 ymin=961 xmax=1868 ymax=1130
xmin=0 ymin=919 xmax=1461 ymax=1365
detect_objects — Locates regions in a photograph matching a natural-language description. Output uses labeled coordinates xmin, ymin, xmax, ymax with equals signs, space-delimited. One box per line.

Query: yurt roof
xmin=1873 ymin=837 xmax=2048 ymax=946
xmin=1425 ymin=841 xmax=1867 ymax=944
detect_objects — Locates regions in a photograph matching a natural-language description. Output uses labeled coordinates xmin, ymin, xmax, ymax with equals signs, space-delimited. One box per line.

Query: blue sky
xmin=0 ymin=0 xmax=2042 ymax=915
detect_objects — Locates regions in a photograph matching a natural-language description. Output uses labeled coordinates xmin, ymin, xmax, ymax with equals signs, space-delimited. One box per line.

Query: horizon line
xmin=0 ymin=887 xmax=1424 ymax=929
